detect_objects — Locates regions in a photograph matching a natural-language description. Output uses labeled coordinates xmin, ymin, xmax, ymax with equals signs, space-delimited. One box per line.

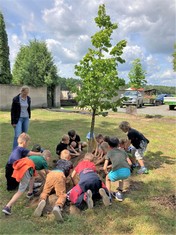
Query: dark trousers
xmin=5 ymin=163 xmax=19 ymax=191
xmin=69 ymin=171 xmax=108 ymax=210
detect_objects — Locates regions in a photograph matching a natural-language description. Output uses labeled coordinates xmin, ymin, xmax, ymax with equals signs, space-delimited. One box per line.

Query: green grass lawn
xmin=0 ymin=109 xmax=175 ymax=235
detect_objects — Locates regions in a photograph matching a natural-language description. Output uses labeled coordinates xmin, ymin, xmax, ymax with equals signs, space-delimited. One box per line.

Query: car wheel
xmin=169 ymin=105 xmax=175 ymax=110
xmin=155 ymin=100 xmax=160 ymax=106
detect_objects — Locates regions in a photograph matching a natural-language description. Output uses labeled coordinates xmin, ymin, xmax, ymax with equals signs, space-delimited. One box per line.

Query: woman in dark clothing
xmin=11 ymin=86 xmax=31 ymax=149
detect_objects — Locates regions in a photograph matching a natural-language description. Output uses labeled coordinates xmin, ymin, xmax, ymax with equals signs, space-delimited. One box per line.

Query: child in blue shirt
xmin=5 ymin=133 xmax=42 ymax=191
xmin=2 ymin=150 xmax=51 ymax=215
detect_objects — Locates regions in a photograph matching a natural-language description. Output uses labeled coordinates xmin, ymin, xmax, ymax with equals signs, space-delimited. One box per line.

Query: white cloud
xmin=109 ymin=0 xmax=175 ymax=54
xmin=124 ymin=45 xmax=145 ymax=61
xmin=42 ymin=0 xmax=88 ymax=39
xmin=145 ymin=55 xmax=160 ymax=75
xmin=9 ymin=34 xmax=21 ymax=68
xmin=147 ymin=69 xmax=176 ymax=86
xmin=46 ymin=34 xmax=90 ymax=64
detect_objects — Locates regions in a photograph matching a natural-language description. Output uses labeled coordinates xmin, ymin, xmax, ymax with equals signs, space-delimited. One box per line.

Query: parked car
xmin=120 ymin=90 xmax=143 ymax=108
xmin=155 ymin=94 xmax=172 ymax=105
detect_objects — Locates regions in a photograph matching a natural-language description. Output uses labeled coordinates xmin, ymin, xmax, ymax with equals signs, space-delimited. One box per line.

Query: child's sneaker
xmin=137 ymin=167 xmax=148 ymax=174
xmin=99 ymin=188 xmax=111 ymax=206
xmin=2 ymin=206 xmax=11 ymax=215
xmin=33 ymin=200 xmax=46 ymax=217
xmin=27 ymin=192 xmax=34 ymax=199
xmin=33 ymin=182 xmax=42 ymax=189
xmin=111 ymin=191 xmax=116 ymax=198
xmin=115 ymin=192 xmax=123 ymax=202
xmin=66 ymin=189 xmax=71 ymax=201
xmin=33 ymin=188 xmax=39 ymax=194
xmin=116 ymin=187 xmax=128 ymax=193
xmin=52 ymin=206 xmax=63 ymax=222
xmin=86 ymin=189 xmax=93 ymax=209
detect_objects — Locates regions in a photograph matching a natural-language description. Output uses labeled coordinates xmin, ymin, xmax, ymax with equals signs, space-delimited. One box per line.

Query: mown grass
xmin=0 ymin=109 xmax=175 ymax=235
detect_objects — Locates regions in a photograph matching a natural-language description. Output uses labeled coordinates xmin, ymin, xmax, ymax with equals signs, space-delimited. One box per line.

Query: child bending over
xmin=119 ymin=121 xmax=149 ymax=174
xmin=2 ymin=150 xmax=51 ymax=215
xmin=5 ymin=133 xmax=43 ymax=191
xmin=68 ymin=153 xmax=111 ymax=210
xmin=34 ymin=150 xmax=73 ymax=222
xmin=119 ymin=138 xmax=136 ymax=168
xmin=103 ymin=137 xmax=132 ymax=202
xmin=94 ymin=141 xmax=109 ymax=166
xmin=56 ymin=134 xmax=80 ymax=158
xmin=68 ymin=130 xmax=87 ymax=153
xmin=94 ymin=134 xmax=104 ymax=158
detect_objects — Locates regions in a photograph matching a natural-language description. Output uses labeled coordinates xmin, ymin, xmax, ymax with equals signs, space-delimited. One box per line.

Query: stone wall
xmin=0 ymin=85 xmax=60 ymax=110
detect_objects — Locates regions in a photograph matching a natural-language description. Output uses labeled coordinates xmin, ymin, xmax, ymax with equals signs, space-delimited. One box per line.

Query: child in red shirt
xmin=68 ymin=153 xmax=111 ymax=210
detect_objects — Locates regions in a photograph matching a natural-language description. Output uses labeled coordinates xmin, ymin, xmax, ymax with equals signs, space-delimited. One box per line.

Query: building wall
xmin=0 ymin=84 xmax=124 ymax=110
xmin=0 ymin=85 xmax=60 ymax=110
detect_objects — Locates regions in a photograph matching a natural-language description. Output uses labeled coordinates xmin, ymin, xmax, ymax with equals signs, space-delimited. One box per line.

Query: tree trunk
xmin=88 ymin=108 xmax=96 ymax=152
xmin=47 ymin=85 xmax=56 ymax=108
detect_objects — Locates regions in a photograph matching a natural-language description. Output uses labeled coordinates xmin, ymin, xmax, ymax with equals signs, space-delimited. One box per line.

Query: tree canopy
xmin=75 ymin=4 xmax=126 ymax=139
xmin=128 ymin=58 xmax=147 ymax=89
xmin=12 ymin=39 xmax=59 ymax=87
xmin=0 ymin=12 xmax=12 ymax=84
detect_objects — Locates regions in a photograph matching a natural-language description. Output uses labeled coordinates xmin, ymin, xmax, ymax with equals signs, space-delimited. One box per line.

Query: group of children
xmin=2 ymin=121 xmax=149 ymax=223
xmin=56 ymin=129 xmax=87 ymax=158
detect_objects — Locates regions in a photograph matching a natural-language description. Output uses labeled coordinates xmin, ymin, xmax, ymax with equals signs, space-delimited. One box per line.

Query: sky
xmin=0 ymin=0 xmax=175 ymax=87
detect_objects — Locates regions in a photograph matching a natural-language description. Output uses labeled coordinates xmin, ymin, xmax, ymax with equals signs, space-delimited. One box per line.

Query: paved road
xmin=117 ymin=104 xmax=176 ymax=117
xmin=54 ymin=104 xmax=176 ymax=117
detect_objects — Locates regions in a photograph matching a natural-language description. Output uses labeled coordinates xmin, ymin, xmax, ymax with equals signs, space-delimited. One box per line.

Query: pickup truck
xmin=120 ymin=90 xmax=143 ymax=108
xmin=164 ymin=97 xmax=176 ymax=110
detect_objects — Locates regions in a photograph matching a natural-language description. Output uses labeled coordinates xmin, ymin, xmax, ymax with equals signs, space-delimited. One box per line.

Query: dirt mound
xmin=151 ymin=194 xmax=176 ymax=210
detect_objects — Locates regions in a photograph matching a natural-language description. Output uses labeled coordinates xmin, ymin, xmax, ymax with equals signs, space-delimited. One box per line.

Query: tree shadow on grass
xmin=144 ymin=150 xmax=175 ymax=170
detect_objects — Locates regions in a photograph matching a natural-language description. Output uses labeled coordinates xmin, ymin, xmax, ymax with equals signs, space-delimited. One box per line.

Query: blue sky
xmin=0 ymin=0 xmax=175 ymax=86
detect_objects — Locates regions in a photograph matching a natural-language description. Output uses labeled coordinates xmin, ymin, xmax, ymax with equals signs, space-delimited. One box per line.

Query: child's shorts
xmin=108 ymin=168 xmax=131 ymax=182
xmin=135 ymin=140 xmax=148 ymax=160
xmin=18 ymin=170 xmax=32 ymax=192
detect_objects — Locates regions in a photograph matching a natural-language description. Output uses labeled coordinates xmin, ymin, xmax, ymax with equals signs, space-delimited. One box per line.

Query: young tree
xmin=0 ymin=12 xmax=12 ymax=84
xmin=12 ymin=39 xmax=59 ymax=107
xmin=75 ymin=4 xmax=126 ymax=144
xmin=172 ymin=43 xmax=176 ymax=72
xmin=128 ymin=58 xmax=147 ymax=89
